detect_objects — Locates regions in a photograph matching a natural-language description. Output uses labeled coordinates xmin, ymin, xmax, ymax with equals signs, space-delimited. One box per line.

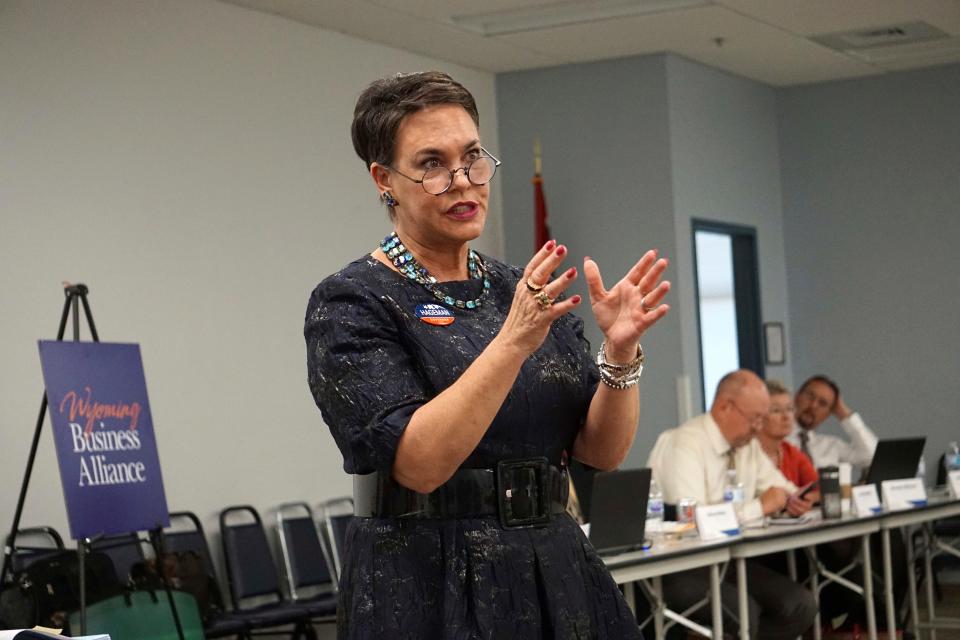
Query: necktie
xmin=726 ymin=448 xmax=736 ymax=471
xmin=799 ymin=431 xmax=812 ymax=461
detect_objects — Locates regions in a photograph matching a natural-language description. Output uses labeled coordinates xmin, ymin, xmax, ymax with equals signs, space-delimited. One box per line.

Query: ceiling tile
xmin=716 ymin=0 xmax=960 ymax=37
xmin=219 ymin=0 xmax=559 ymax=72
xmin=495 ymin=5 xmax=879 ymax=85
xmin=219 ymin=0 xmax=960 ymax=84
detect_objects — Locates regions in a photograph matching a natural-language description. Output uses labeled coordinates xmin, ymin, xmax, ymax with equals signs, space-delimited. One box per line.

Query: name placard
xmin=948 ymin=470 xmax=960 ymax=500
xmin=881 ymin=478 xmax=927 ymax=512
xmin=851 ymin=484 xmax=882 ymax=516
xmin=695 ymin=502 xmax=740 ymax=541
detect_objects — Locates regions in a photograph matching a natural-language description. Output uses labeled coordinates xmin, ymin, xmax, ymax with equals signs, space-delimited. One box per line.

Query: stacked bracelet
xmin=596 ymin=341 xmax=644 ymax=389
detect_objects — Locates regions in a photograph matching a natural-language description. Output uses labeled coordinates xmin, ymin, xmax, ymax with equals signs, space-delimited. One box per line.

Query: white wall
xmin=0 ymin=0 xmax=502 ymax=548
xmin=496 ymin=54 xmax=794 ymax=465
xmin=778 ymin=63 xmax=960 ymax=477
xmin=496 ymin=55 xmax=686 ymax=467
xmin=666 ymin=54 xmax=793 ymax=409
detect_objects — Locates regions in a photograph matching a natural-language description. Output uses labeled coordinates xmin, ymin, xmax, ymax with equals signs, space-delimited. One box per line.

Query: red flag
xmin=533 ymin=173 xmax=550 ymax=252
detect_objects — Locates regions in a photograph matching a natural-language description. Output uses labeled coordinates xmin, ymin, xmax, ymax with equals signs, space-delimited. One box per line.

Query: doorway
xmin=692 ymin=220 xmax=764 ymax=409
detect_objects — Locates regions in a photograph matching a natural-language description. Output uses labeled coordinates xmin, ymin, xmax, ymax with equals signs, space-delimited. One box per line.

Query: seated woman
xmin=759 ymin=380 xmax=818 ymax=498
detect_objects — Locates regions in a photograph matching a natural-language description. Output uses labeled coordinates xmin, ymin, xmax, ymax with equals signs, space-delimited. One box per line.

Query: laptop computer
xmin=862 ymin=437 xmax=926 ymax=487
xmin=587 ymin=467 xmax=651 ymax=556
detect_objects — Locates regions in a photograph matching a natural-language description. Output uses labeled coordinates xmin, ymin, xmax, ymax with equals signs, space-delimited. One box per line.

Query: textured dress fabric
xmin=305 ymin=254 xmax=642 ymax=640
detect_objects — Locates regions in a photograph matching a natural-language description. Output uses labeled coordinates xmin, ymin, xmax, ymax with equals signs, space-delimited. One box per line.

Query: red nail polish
xmin=557 ymin=245 xmax=566 ymax=256
xmin=572 ymin=295 xmax=581 ymax=304
xmin=545 ymin=240 xmax=555 ymax=250
xmin=566 ymin=267 xmax=576 ymax=278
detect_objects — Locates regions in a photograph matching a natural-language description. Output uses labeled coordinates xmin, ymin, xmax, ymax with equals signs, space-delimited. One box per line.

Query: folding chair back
xmin=87 ymin=533 xmax=147 ymax=585
xmin=162 ymin=511 xmax=249 ymax=639
xmin=6 ymin=526 xmax=65 ymax=573
xmin=276 ymin=502 xmax=336 ymax=599
xmin=220 ymin=505 xmax=285 ymax=607
xmin=163 ymin=512 xmax=216 ymax=577
xmin=319 ymin=497 xmax=354 ymax=581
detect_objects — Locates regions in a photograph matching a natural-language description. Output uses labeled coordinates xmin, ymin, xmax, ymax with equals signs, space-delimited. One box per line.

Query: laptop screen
xmin=863 ymin=437 xmax=926 ymax=487
xmin=588 ymin=468 xmax=651 ymax=555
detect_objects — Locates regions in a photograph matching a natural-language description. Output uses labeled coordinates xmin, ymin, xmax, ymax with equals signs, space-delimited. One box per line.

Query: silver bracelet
xmin=596 ymin=341 xmax=644 ymax=388
xmin=596 ymin=341 xmax=644 ymax=372
xmin=599 ymin=370 xmax=642 ymax=389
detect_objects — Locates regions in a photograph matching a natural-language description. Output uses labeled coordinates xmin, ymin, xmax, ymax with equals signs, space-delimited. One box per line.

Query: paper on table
xmin=0 ymin=631 xmax=109 ymax=640
xmin=0 ymin=630 xmax=59 ymax=640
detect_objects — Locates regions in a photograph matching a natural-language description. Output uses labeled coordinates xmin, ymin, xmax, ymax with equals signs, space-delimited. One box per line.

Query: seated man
xmin=786 ymin=374 xmax=878 ymax=470
xmin=648 ymin=370 xmax=817 ymax=640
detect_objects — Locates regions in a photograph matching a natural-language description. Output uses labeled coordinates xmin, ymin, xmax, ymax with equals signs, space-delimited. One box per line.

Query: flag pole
xmin=534 ymin=137 xmax=542 ymax=176
xmin=532 ymin=137 xmax=549 ymax=252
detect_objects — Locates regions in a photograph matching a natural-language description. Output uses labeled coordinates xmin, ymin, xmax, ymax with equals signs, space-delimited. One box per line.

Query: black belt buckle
xmin=496 ymin=457 xmax=551 ymax=529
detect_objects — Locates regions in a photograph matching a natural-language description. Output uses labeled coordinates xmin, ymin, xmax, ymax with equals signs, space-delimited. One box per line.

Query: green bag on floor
xmin=68 ymin=590 xmax=205 ymax=640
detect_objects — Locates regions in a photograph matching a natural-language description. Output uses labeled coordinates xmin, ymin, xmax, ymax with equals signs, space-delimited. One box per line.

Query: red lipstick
xmin=446 ymin=201 xmax=479 ymax=220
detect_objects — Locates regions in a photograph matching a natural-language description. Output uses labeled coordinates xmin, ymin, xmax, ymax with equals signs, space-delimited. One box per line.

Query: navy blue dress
xmin=305 ymin=254 xmax=641 ymax=639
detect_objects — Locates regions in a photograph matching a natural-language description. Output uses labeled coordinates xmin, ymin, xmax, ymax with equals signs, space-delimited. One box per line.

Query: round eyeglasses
xmin=388 ymin=147 xmax=501 ymax=196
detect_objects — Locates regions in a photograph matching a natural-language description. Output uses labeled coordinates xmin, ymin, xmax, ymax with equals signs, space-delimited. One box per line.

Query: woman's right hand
xmin=496 ymin=240 xmax=582 ymax=356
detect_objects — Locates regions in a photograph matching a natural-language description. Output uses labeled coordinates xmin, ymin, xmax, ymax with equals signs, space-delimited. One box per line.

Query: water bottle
xmin=945 ymin=442 xmax=960 ymax=472
xmin=723 ymin=469 xmax=744 ymax=503
xmin=647 ymin=478 xmax=664 ymax=526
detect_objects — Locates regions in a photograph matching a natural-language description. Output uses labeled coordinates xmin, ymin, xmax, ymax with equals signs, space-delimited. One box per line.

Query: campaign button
xmin=415 ymin=303 xmax=455 ymax=326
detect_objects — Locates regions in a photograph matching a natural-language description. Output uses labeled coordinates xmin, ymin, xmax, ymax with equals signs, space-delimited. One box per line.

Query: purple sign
xmin=38 ymin=341 xmax=169 ymax=539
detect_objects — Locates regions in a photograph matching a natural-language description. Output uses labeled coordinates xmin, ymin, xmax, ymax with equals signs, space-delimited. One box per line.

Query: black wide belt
xmin=353 ymin=457 xmax=568 ymax=529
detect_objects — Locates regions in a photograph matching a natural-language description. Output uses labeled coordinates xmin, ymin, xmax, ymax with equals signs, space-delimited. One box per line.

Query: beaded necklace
xmin=380 ymin=231 xmax=491 ymax=309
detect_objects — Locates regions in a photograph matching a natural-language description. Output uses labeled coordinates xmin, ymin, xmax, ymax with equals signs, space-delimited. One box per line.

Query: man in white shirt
xmin=786 ymin=375 xmax=878 ymax=469
xmin=648 ymin=370 xmax=816 ymax=640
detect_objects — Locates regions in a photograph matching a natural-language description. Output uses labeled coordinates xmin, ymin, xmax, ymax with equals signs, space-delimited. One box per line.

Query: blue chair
xmin=163 ymin=511 xmax=248 ymax=639
xmin=5 ymin=526 xmax=65 ymax=574
xmin=86 ymin=532 xmax=148 ymax=587
xmin=219 ymin=506 xmax=320 ymax=639
xmin=317 ymin=497 xmax=353 ymax=582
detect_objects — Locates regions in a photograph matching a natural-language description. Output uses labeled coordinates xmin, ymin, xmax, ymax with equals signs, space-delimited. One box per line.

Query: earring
xmin=381 ymin=191 xmax=398 ymax=207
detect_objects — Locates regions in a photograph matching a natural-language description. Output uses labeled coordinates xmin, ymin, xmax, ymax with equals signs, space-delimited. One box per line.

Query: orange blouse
xmin=779 ymin=440 xmax=818 ymax=488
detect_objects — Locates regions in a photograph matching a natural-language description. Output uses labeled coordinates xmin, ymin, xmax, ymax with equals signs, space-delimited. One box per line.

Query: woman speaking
xmin=305 ymin=71 xmax=670 ymax=638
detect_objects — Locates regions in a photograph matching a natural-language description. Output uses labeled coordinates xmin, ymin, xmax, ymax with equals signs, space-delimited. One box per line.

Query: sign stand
xmin=0 ymin=284 xmax=184 ymax=640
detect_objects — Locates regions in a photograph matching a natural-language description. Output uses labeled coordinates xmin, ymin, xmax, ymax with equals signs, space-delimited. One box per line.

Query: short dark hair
xmin=351 ymin=71 xmax=480 ymax=170
xmin=798 ymin=375 xmax=840 ymax=408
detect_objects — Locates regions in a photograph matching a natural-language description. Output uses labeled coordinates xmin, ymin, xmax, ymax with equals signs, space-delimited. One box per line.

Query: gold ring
xmin=525 ymin=278 xmax=544 ymax=292
xmin=534 ymin=291 xmax=554 ymax=310
xmin=641 ymin=296 xmax=654 ymax=312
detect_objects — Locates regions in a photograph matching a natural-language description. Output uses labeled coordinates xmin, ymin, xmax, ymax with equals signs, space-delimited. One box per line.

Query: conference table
xmin=603 ymin=495 xmax=960 ymax=640
xmin=880 ymin=495 xmax=960 ymax=640
xmin=604 ymin=533 xmax=734 ymax=639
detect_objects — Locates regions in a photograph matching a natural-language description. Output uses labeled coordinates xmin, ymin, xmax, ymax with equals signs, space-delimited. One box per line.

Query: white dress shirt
xmin=647 ymin=413 xmax=796 ymax=523
xmin=785 ymin=412 xmax=878 ymax=469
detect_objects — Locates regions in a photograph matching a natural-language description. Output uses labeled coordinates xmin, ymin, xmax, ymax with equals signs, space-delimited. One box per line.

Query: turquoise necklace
xmin=380 ymin=231 xmax=491 ymax=309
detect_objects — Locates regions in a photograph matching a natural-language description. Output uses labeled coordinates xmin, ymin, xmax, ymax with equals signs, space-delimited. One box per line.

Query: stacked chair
xmin=163 ymin=511 xmax=250 ymax=639
xmin=219 ymin=505 xmax=337 ymax=639
xmin=317 ymin=497 xmax=354 ymax=582
xmin=85 ymin=532 xmax=148 ymax=587
xmin=275 ymin=502 xmax=338 ymax=606
xmin=5 ymin=526 xmax=66 ymax=573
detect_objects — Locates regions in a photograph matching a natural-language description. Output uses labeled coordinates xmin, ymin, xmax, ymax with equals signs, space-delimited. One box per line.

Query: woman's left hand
xmin=583 ymin=251 xmax=671 ymax=360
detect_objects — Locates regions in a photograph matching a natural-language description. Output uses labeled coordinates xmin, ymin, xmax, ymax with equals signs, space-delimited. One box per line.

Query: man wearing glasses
xmin=787 ymin=375 xmax=878 ymax=469
xmin=648 ymin=369 xmax=817 ymax=640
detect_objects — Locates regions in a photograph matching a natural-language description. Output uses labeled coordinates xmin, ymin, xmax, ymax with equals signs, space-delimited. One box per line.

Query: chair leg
xmin=293 ymin=621 xmax=318 ymax=640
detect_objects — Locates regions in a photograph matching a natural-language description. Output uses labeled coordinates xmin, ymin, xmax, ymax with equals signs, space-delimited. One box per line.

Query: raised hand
xmin=583 ymin=251 xmax=671 ymax=360
xmin=498 ymin=240 xmax=582 ymax=356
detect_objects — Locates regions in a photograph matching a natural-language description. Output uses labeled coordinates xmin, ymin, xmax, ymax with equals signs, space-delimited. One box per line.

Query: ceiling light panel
xmin=447 ymin=0 xmax=711 ymax=37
